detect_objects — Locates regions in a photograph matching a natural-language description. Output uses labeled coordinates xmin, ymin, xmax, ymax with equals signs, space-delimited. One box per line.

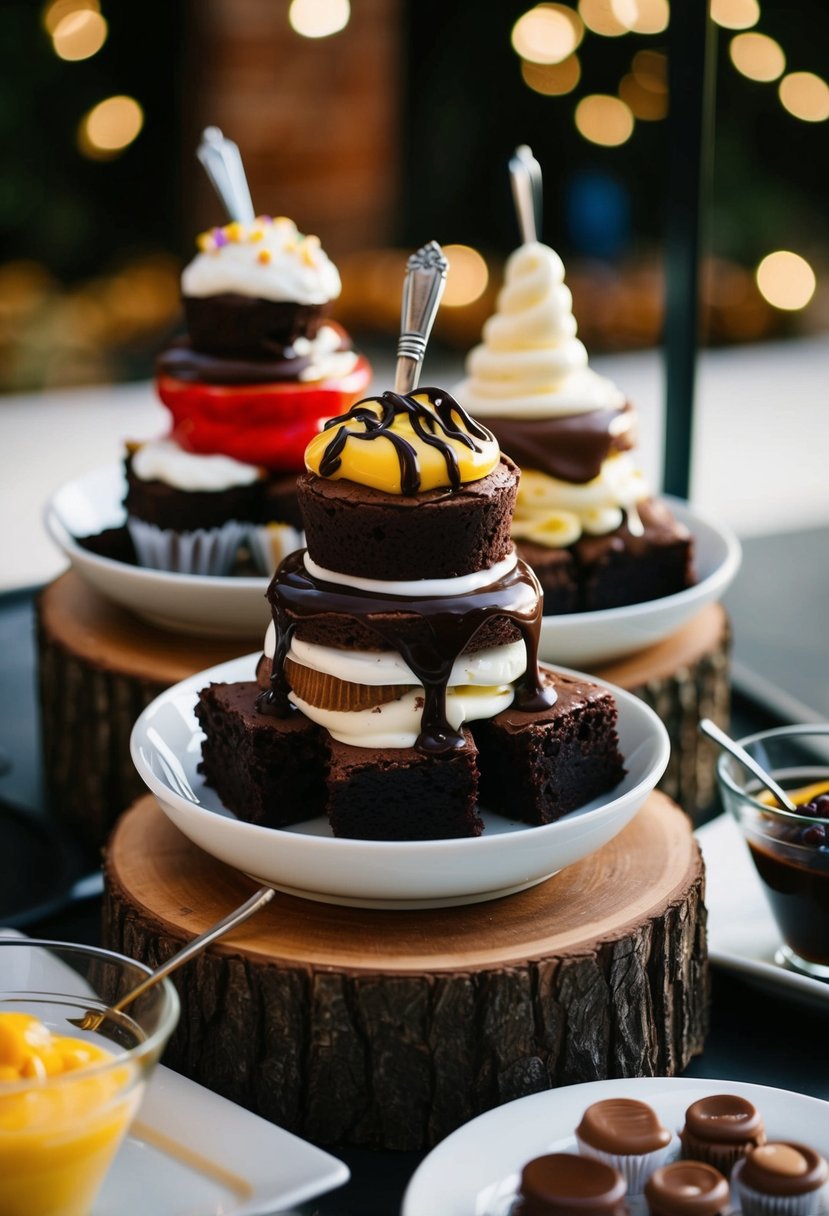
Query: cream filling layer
xmin=290 ymin=684 xmax=515 ymax=749
xmin=302 ymin=549 xmax=518 ymax=597
xmin=130 ymin=439 xmax=261 ymax=491
xmin=511 ymin=454 xmax=649 ymax=547
xmin=295 ymin=325 xmax=359 ymax=383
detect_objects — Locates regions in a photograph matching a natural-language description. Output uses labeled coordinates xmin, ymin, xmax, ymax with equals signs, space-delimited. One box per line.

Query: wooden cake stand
xmin=103 ymin=791 xmax=708 ymax=1152
xmin=37 ymin=571 xmax=730 ymax=847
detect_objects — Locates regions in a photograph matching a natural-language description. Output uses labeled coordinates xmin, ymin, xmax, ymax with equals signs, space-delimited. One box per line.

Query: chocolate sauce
xmin=156 ymin=338 xmax=315 ymax=385
xmin=485 ymin=402 xmax=635 ymax=484
xmin=319 ymin=387 xmax=493 ymax=495
xmin=747 ymin=838 xmax=829 ymax=965
xmin=260 ymin=548 xmax=555 ymax=754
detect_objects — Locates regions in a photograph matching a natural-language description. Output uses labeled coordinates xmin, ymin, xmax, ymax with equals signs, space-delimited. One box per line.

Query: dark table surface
xmin=1 ymin=587 xmax=827 ymax=1216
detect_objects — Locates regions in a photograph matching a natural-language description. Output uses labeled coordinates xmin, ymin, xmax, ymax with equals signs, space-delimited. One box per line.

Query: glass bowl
xmin=0 ymin=938 xmax=180 ymax=1216
xmin=716 ymin=724 xmax=829 ymax=980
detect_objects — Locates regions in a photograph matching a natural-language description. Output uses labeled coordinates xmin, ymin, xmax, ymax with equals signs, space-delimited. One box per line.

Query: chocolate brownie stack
xmin=196 ymin=386 xmax=625 ymax=840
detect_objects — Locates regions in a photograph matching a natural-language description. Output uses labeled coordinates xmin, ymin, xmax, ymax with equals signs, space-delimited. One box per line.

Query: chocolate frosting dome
xmin=683 ymin=1094 xmax=764 ymax=1145
xmin=644 ymin=1162 xmax=730 ymax=1215
xmin=485 ymin=401 xmax=636 ymax=486
xmin=577 ymin=1099 xmax=672 ymax=1155
xmin=520 ymin=1152 xmax=628 ymax=1214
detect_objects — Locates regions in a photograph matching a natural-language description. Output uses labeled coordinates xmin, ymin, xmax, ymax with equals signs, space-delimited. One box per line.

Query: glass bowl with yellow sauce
xmin=716 ymin=724 xmax=829 ymax=982
xmin=0 ymin=938 xmax=179 ymax=1216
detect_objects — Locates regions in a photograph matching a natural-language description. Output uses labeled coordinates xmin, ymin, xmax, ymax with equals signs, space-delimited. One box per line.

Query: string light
xmin=779 ymin=72 xmax=829 ymax=122
xmin=619 ymin=73 xmax=667 ymax=119
xmin=511 ymin=5 xmax=583 ymax=65
xmin=578 ymin=0 xmax=630 ymax=37
xmin=78 ymin=96 xmax=144 ymax=160
xmin=729 ymin=32 xmax=785 ymax=82
xmin=710 ymin=0 xmax=760 ymax=30
xmin=41 ymin=0 xmax=98 ymax=35
xmin=620 ymin=0 xmax=669 ymax=35
xmin=288 ymin=0 xmax=350 ymax=39
xmin=522 ymin=55 xmax=581 ymax=95
xmin=575 ymin=95 xmax=634 ymax=145
xmin=52 ymin=8 xmax=107 ymax=60
xmin=756 ymin=251 xmax=816 ymax=311
xmin=442 ymin=246 xmax=489 ymax=307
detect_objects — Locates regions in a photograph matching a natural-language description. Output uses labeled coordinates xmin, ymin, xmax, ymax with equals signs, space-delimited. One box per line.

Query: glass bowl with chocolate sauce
xmin=717 ymin=724 xmax=829 ymax=981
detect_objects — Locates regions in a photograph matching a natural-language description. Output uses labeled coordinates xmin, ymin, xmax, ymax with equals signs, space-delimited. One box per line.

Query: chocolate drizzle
xmin=259 ymin=548 xmax=555 ymax=754
xmin=318 ymin=387 xmax=493 ymax=495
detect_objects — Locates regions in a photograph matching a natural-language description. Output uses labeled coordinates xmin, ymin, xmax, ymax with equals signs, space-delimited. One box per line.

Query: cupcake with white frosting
xmin=456 ymin=241 xmax=694 ymax=614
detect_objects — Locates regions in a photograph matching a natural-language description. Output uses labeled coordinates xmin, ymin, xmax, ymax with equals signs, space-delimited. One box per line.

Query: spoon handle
xmin=699 ymin=718 xmax=798 ymax=811
xmin=110 ymin=885 xmax=275 ymax=1015
xmin=509 ymin=144 xmax=543 ymax=245
xmin=197 ymin=126 xmax=256 ymax=224
xmin=394 ymin=241 xmax=449 ymax=396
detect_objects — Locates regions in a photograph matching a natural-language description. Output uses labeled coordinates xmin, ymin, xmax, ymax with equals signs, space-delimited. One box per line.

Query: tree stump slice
xmin=103 ymin=792 xmax=708 ymax=1151
xmin=37 ymin=572 xmax=730 ymax=850
xmin=36 ymin=572 xmax=259 ymax=851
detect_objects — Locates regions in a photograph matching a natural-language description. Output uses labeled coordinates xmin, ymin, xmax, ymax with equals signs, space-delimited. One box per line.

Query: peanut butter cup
xmin=576 ymin=1099 xmax=673 ymax=1193
xmin=734 ymin=1142 xmax=829 ymax=1215
xmin=680 ymin=1093 xmax=765 ymax=1173
xmin=517 ymin=1152 xmax=628 ymax=1214
xmin=644 ymin=1161 xmax=730 ymax=1215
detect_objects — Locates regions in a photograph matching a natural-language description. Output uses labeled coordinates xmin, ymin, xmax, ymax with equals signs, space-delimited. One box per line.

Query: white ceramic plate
xmin=44 ymin=464 xmax=271 ymax=638
xmin=697 ymin=813 xmax=829 ymax=1010
xmin=538 ymin=498 xmax=742 ymax=668
xmin=130 ymin=655 xmax=669 ymax=909
xmin=94 ymin=1063 xmax=348 ymax=1216
xmin=402 ymin=1076 xmax=829 ymax=1216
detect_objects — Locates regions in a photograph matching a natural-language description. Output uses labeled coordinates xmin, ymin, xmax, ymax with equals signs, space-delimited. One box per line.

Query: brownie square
xmin=196 ymin=681 xmax=327 ymax=828
xmin=325 ymin=734 xmax=482 ymax=840
xmin=472 ymin=668 xmax=625 ymax=825
xmin=573 ymin=497 xmax=694 ymax=612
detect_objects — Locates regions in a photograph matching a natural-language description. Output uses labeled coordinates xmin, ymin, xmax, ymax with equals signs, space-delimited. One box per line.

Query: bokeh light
xmin=619 ymin=73 xmax=667 ymax=120
xmin=52 ymin=9 xmax=107 ymax=60
xmin=442 ymin=246 xmax=489 ymax=307
xmin=779 ymin=72 xmax=829 ymax=122
xmin=756 ymin=251 xmax=816 ymax=310
xmin=77 ymin=96 xmax=144 ymax=160
xmin=288 ymin=0 xmax=350 ymax=39
xmin=729 ymin=32 xmax=785 ymax=82
xmin=575 ymin=95 xmax=635 ymax=145
xmin=619 ymin=0 xmax=669 ymax=35
xmin=579 ymin=0 xmax=631 ymax=37
xmin=41 ymin=0 xmax=98 ymax=34
xmin=511 ymin=5 xmax=583 ymax=65
xmin=710 ymin=0 xmax=760 ymax=30
xmin=522 ymin=55 xmax=581 ymax=95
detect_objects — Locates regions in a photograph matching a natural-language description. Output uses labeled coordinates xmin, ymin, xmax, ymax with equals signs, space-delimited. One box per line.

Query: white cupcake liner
xmin=576 ymin=1132 xmax=678 ymax=1194
xmin=732 ymin=1157 xmax=829 ymax=1215
xmin=127 ymin=517 xmax=249 ymax=575
xmin=246 ymin=522 xmax=304 ymax=577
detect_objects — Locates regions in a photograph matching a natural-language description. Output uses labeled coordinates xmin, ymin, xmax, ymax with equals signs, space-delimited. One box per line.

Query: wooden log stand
xmin=103 ymin=792 xmax=708 ymax=1152
xmin=38 ymin=571 xmax=731 ymax=848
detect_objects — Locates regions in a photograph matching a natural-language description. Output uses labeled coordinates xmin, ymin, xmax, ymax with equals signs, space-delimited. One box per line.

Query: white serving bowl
xmin=44 ymin=464 xmax=271 ymax=638
xmin=130 ymin=655 xmax=670 ymax=909
xmin=538 ymin=497 xmax=741 ymax=668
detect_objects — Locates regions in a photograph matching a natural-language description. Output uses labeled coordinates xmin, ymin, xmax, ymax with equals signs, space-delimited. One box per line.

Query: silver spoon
xmin=394 ymin=240 xmax=449 ymax=396
xmin=196 ymin=125 xmax=256 ymax=224
xmin=70 ymin=884 xmax=274 ymax=1032
xmin=509 ymin=144 xmax=543 ymax=245
xmin=698 ymin=718 xmax=798 ymax=811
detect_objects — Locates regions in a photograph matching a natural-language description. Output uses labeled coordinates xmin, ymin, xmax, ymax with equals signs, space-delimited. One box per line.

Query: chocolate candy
xmin=517 ymin=1152 xmax=628 ymax=1214
xmin=644 ymin=1161 xmax=730 ymax=1215
xmin=680 ymin=1093 xmax=766 ymax=1173
xmin=736 ymin=1141 xmax=829 ymax=1211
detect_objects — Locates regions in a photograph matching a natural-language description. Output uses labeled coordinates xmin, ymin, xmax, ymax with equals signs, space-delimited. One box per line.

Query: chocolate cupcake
xmin=516 ymin=1152 xmax=628 ymax=1214
xmin=123 ymin=440 xmax=264 ymax=575
xmin=576 ymin=1098 xmax=674 ymax=1193
xmin=733 ymin=1142 xmax=829 ymax=1215
xmin=680 ymin=1093 xmax=766 ymax=1174
xmin=644 ymin=1161 xmax=730 ymax=1215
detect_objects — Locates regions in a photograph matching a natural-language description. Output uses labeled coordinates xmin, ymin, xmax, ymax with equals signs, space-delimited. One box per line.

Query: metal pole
xmin=663 ymin=0 xmax=717 ymax=499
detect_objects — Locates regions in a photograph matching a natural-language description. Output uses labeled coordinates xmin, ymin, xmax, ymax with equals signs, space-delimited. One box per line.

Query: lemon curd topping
xmin=0 ymin=1011 xmax=139 ymax=1216
xmin=304 ymin=387 xmax=500 ymax=495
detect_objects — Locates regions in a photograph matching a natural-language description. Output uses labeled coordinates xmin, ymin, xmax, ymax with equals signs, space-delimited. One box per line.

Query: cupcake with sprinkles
xmin=145 ymin=127 xmax=371 ymax=575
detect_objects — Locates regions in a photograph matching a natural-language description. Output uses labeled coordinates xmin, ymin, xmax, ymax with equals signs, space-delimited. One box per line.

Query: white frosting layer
xmin=455 ymin=241 xmax=625 ymax=419
xmin=182 ymin=217 xmax=341 ymax=305
xmin=272 ymin=634 xmax=528 ymax=688
xmin=295 ymin=325 xmax=358 ymax=383
xmin=512 ymin=455 xmax=648 ymax=547
xmin=131 ymin=439 xmax=261 ymax=491
xmin=302 ymin=550 xmax=518 ymax=598
xmin=290 ymin=684 xmax=515 ymax=749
